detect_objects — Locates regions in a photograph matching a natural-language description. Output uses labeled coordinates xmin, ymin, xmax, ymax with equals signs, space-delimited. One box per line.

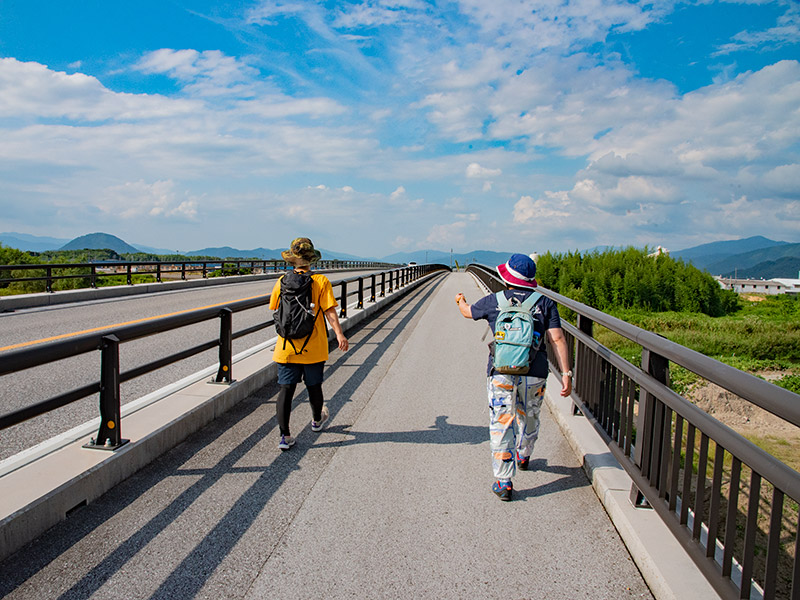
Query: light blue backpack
xmin=492 ymin=291 xmax=543 ymax=375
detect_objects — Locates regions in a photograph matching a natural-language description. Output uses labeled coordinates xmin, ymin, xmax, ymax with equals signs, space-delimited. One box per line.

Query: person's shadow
xmin=513 ymin=458 xmax=590 ymax=500
xmin=313 ymin=414 xmax=487 ymax=448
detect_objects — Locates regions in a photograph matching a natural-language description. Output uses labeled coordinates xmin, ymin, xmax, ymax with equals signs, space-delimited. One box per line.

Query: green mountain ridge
xmin=705 ymin=242 xmax=800 ymax=275
xmin=59 ymin=233 xmax=139 ymax=254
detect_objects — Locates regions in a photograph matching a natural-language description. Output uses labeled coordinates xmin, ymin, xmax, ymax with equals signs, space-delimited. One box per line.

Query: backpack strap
xmin=496 ymin=291 xmax=541 ymax=310
xmin=293 ymin=304 xmax=321 ymax=355
xmin=520 ymin=291 xmax=542 ymax=311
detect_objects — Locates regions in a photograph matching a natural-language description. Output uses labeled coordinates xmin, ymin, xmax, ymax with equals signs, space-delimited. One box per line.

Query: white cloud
xmin=135 ymin=49 xmax=261 ymax=97
xmin=713 ymin=2 xmax=800 ymax=55
xmin=426 ymin=221 xmax=467 ymax=246
xmin=100 ymin=180 xmax=198 ymax=220
xmin=0 ymin=58 xmax=199 ymax=121
xmin=513 ymin=193 xmax=571 ymax=224
xmin=390 ymin=186 xmax=406 ymax=201
xmin=762 ymin=164 xmax=800 ymax=198
xmin=466 ymin=162 xmax=501 ymax=178
xmin=570 ymin=176 xmax=679 ymax=209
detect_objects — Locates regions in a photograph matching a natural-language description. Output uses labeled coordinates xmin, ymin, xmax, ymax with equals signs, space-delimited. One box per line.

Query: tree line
xmin=535 ymin=247 xmax=741 ymax=317
xmin=0 ymin=244 xmax=222 ymax=294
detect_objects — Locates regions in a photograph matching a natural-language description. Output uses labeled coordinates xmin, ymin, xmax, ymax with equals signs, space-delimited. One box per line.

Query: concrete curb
xmin=544 ymin=380 xmax=721 ymax=600
xmin=0 ymin=271 xmax=445 ymax=562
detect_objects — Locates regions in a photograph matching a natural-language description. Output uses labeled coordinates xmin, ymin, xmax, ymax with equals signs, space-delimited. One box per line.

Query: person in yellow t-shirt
xmin=269 ymin=237 xmax=348 ymax=450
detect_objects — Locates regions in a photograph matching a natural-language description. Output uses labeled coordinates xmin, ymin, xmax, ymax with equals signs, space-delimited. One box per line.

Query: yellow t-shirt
xmin=270 ymin=272 xmax=338 ymax=364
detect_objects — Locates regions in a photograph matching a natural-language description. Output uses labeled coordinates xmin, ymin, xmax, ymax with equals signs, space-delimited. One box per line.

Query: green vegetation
xmin=535 ymin=247 xmax=799 ymax=391
xmin=0 ymin=243 xmax=227 ymax=295
xmin=536 ymin=246 xmax=740 ymax=316
xmin=591 ymin=295 xmax=800 ymax=393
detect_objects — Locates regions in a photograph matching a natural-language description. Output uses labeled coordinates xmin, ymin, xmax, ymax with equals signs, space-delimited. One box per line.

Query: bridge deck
xmin=0 ymin=273 xmax=655 ymax=599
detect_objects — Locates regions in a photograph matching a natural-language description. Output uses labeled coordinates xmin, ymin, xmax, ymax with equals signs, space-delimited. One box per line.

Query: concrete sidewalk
xmin=1 ymin=273 xmax=653 ymax=599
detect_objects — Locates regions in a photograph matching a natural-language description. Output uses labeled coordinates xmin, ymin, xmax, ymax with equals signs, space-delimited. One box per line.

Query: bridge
xmin=0 ymin=266 xmax=797 ymax=599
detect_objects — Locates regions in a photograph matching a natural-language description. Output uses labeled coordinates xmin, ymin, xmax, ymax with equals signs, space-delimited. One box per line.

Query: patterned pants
xmin=487 ymin=374 xmax=547 ymax=482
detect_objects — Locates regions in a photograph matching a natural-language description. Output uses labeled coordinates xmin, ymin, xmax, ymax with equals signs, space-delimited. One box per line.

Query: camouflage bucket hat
xmin=281 ymin=237 xmax=322 ymax=266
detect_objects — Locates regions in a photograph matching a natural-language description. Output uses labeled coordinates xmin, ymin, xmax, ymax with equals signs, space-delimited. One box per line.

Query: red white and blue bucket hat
xmin=496 ymin=253 xmax=537 ymax=289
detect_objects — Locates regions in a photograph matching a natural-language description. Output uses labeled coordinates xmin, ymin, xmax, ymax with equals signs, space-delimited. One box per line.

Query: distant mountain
xmin=187 ymin=246 xmax=380 ymax=261
xmin=720 ymin=257 xmax=800 ymax=280
xmin=672 ymin=236 xmax=789 ymax=271
xmin=381 ymin=249 xmax=514 ymax=266
xmin=706 ymin=242 xmax=800 ymax=276
xmin=135 ymin=243 xmax=180 ymax=255
xmin=0 ymin=232 xmax=70 ymax=252
xmin=186 ymin=246 xmax=281 ymax=260
xmin=60 ymin=233 xmax=140 ymax=254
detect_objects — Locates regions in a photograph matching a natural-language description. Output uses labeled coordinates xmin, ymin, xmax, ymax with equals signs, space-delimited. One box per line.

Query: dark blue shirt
xmin=471 ymin=289 xmax=562 ymax=377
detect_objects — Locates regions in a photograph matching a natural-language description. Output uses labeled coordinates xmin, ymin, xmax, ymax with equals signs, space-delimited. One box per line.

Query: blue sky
xmin=0 ymin=0 xmax=798 ymax=258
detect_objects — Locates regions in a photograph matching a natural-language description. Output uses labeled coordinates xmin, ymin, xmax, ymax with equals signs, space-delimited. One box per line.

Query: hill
xmin=186 ymin=247 xmax=280 ymax=260
xmin=706 ymin=242 xmax=800 ymax=276
xmin=381 ymin=249 xmax=514 ymax=266
xmin=672 ymin=236 xmax=789 ymax=271
xmin=60 ymin=233 xmax=140 ymax=254
xmin=0 ymin=232 xmax=70 ymax=252
xmin=718 ymin=256 xmax=800 ymax=279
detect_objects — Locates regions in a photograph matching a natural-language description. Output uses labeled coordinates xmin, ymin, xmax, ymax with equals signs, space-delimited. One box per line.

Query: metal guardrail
xmin=467 ymin=264 xmax=800 ymax=600
xmin=0 ymin=259 xmax=397 ymax=293
xmin=0 ymin=264 xmax=449 ymax=450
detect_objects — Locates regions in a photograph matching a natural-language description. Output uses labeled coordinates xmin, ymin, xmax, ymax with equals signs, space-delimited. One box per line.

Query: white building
xmin=715 ymin=277 xmax=800 ymax=295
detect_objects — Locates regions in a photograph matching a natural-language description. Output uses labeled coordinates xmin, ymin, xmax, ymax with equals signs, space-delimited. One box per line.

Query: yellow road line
xmin=0 ymin=294 xmax=268 ymax=353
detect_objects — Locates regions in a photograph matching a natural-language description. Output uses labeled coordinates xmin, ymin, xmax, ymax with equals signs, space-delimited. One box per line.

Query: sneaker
xmin=311 ymin=405 xmax=329 ymax=432
xmin=278 ymin=435 xmax=295 ymax=451
xmin=516 ymin=452 xmax=530 ymax=471
xmin=492 ymin=480 xmax=513 ymax=501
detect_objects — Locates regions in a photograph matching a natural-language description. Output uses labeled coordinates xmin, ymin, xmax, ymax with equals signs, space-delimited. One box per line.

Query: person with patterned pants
xmin=455 ymin=253 xmax=572 ymax=501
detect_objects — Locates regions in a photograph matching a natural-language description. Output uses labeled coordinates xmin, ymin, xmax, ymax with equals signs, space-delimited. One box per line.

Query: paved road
xmin=0 ymin=270 xmax=380 ymax=460
xmin=0 ymin=273 xmax=653 ymax=599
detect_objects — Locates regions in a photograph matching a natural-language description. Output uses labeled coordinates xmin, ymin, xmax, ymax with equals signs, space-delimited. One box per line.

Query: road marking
xmin=0 ymin=294 xmax=269 ymax=353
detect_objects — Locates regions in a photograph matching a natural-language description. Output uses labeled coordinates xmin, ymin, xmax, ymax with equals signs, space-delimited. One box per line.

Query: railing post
xmin=181 ymin=262 xmax=186 ymax=280
xmin=90 ymin=265 xmax=97 ymax=289
xmin=156 ymin=262 xmax=162 ymax=283
xmin=380 ymin=272 xmax=386 ymax=297
xmin=357 ymin=277 xmax=364 ymax=309
xmin=127 ymin=264 xmax=133 ymax=285
xmin=84 ymin=335 xmax=129 ymax=451
xmin=370 ymin=274 xmax=376 ymax=302
xmin=212 ymin=308 xmax=234 ymax=384
xmin=629 ymin=348 xmax=669 ymax=508
xmin=573 ymin=315 xmax=593 ymax=415
xmin=46 ymin=266 xmax=53 ymax=293
xmin=339 ymin=281 xmax=347 ymax=318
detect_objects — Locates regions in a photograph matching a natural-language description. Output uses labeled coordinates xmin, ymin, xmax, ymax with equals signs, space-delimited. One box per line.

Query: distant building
xmin=715 ymin=276 xmax=799 ymax=295
xmin=769 ymin=278 xmax=800 ymax=295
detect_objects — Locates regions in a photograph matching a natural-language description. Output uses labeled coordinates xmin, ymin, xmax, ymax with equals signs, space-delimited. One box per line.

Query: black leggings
xmin=277 ymin=383 xmax=324 ymax=436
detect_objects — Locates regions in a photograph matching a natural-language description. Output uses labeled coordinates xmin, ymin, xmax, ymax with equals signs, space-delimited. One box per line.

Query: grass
xmin=591 ymin=295 xmax=800 ymax=392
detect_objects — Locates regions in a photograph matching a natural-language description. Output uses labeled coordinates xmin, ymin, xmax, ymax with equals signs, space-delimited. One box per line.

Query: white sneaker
xmin=278 ymin=435 xmax=295 ymax=450
xmin=311 ymin=406 xmax=329 ymax=432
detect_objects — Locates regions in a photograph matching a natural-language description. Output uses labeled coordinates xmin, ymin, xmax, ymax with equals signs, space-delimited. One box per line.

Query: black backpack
xmin=274 ymin=271 xmax=320 ymax=354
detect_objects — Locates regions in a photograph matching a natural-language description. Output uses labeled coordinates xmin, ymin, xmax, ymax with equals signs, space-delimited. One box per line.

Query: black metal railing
xmin=0 ymin=259 xmax=397 ymax=294
xmin=467 ymin=264 xmax=800 ymax=600
xmin=0 ymin=264 xmax=449 ymax=450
